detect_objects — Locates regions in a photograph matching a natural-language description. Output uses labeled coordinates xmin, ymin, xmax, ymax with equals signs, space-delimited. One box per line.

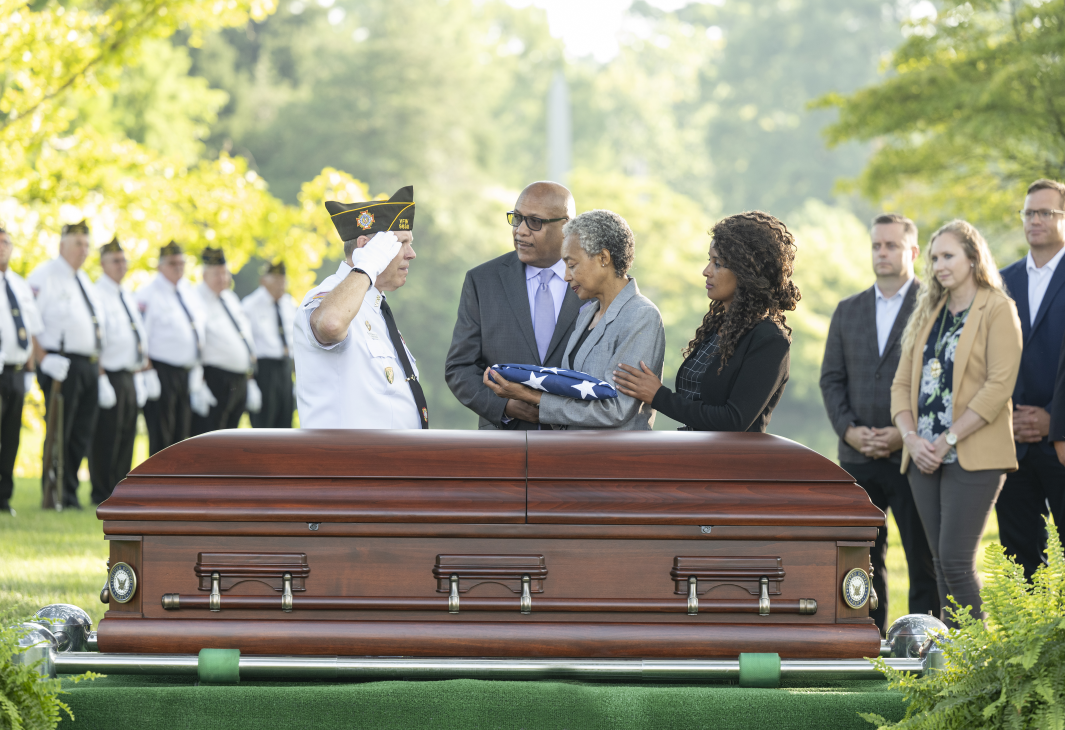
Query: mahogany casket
xmin=96 ymin=430 xmax=884 ymax=659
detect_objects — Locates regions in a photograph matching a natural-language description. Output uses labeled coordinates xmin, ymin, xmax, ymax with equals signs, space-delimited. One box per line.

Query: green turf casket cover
xmin=198 ymin=649 xmax=240 ymax=684
xmin=738 ymin=653 xmax=780 ymax=688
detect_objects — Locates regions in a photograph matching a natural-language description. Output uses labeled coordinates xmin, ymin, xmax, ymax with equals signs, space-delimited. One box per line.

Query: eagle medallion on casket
xmin=842 ymin=567 xmax=871 ymax=610
xmin=108 ymin=562 xmax=137 ymax=604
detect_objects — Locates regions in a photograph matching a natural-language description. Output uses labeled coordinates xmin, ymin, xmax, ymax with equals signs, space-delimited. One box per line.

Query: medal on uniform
xmin=928 ymin=358 xmax=942 ymax=380
xmin=365 ymin=321 xmax=371 ymax=331
xmin=385 ymin=367 xmax=394 ymax=384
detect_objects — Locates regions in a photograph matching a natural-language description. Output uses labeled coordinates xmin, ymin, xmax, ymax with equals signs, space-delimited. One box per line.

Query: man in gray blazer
xmin=446 ymin=182 xmax=581 ymax=429
xmin=820 ymin=213 xmax=938 ymax=634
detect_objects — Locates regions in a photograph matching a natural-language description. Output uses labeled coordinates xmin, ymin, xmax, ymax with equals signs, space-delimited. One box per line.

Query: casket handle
xmin=282 ymin=573 xmax=293 ymax=613
xmin=520 ymin=575 xmax=532 ymax=615
xmin=758 ymin=577 xmax=770 ymax=616
xmin=448 ymin=575 xmax=460 ymax=614
xmin=209 ymin=572 xmax=221 ymax=612
xmin=687 ymin=576 xmax=698 ymax=616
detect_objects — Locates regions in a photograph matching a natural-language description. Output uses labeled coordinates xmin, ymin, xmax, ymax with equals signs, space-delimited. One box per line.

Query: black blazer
xmin=651 ymin=319 xmax=790 ymax=432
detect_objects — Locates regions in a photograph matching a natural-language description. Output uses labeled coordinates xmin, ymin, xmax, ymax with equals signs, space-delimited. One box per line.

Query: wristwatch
xmin=944 ymin=430 xmax=958 ymax=446
xmin=350 ymin=267 xmax=370 ymax=280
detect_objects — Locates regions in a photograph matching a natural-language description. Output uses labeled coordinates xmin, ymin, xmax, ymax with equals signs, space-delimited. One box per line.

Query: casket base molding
xmin=98 ymin=618 xmax=881 ymax=659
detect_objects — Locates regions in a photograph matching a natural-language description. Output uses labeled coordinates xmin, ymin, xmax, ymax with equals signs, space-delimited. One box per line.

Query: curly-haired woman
xmin=613 ymin=211 xmax=800 ymax=431
xmin=891 ymin=220 xmax=1022 ymax=625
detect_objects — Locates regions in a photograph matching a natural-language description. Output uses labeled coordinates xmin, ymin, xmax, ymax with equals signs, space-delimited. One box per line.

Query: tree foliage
xmin=819 ymin=0 xmax=1065 ymax=249
xmin=863 ymin=520 xmax=1065 ymax=730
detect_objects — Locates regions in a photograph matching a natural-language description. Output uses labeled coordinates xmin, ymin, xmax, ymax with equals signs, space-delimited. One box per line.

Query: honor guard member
xmin=28 ymin=220 xmax=107 ymax=510
xmin=294 ymin=185 xmax=427 ymax=429
xmin=243 ymin=260 xmax=295 ymax=428
xmin=136 ymin=241 xmax=205 ymax=455
xmin=88 ymin=237 xmax=149 ymax=505
xmin=191 ymin=247 xmax=258 ymax=435
xmin=0 ymin=224 xmax=44 ymax=516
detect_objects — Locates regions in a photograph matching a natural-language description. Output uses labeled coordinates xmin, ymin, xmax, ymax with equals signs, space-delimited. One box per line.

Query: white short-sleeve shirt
xmin=242 ymin=286 xmax=295 ymax=360
xmin=27 ymin=257 xmax=106 ymax=357
xmin=195 ymin=282 xmax=255 ymax=375
xmin=94 ymin=275 xmax=148 ymax=372
xmin=135 ymin=274 xmax=204 ymax=369
xmin=0 ymin=269 xmax=44 ymax=367
xmin=293 ymin=262 xmax=420 ymax=429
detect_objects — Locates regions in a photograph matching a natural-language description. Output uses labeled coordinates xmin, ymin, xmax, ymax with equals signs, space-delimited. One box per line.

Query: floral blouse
xmin=917 ymin=307 xmax=969 ymax=464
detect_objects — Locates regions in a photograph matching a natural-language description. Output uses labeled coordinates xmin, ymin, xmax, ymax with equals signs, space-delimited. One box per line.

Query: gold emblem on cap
xmin=365 ymin=321 xmax=371 ymax=331
xmin=385 ymin=367 xmax=394 ymax=384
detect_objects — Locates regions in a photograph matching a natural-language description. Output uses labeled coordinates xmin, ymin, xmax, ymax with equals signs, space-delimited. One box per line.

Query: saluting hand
xmin=613 ymin=361 xmax=662 ymax=404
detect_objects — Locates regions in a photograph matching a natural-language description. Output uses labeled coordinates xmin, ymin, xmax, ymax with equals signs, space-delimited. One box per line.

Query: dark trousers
xmin=0 ymin=366 xmax=26 ymax=505
xmin=996 ymin=447 xmax=1065 ymax=579
xmin=144 ymin=361 xmax=190 ymax=456
xmin=38 ymin=355 xmax=98 ymax=507
xmin=88 ymin=370 xmax=136 ymax=505
xmin=250 ymin=358 xmax=293 ymax=429
xmin=844 ymin=459 xmax=941 ymax=633
xmin=192 ymin=366 xmax=247 ymax=435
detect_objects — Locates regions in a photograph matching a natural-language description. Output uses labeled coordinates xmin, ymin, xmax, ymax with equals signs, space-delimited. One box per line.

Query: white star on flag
xmin=541 ymin=367 xmax=561 ymax=374
xmin=571 ymin=380 xmax=598 ymax=399
xmin=523 ymin=372 xmax=548 ymax=390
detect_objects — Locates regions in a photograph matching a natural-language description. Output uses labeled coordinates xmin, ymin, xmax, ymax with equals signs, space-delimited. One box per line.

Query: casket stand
xmin=96 ymin=430 xmax=884 ymax=660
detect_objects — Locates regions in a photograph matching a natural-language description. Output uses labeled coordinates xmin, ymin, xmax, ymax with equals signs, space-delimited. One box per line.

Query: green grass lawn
xmin=1 ymin=472 xmax=1006 ymax=632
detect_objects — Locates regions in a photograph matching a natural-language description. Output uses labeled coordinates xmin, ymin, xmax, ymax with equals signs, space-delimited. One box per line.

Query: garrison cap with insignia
xmin=201 ymin=247 xmax=226 ymax=266
xmin=160 ymin=241 xmax=183 ymax=257
xmin=100 ymin=236 xmax=123 ymax=254
xmin=62 ymin=220 xmax=90 ymax=236
xmin=325 ymin=185 xmax=415 ymax=241
xmin=263 ymin=260 xmax=286 ymax=276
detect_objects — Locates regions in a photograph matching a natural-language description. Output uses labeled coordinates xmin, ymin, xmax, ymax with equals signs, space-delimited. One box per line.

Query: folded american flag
xmin=490 ymin=364 xmax=618 ymax=400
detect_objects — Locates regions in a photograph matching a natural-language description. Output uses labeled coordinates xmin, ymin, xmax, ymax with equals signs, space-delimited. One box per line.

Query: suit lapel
xmin=951 ymin=288 xmax=990 ymax=397
xmin=571 ymin=280 xmax=638 ymax=371
xmin=545 ymin=287 xmax=581 ymax=363
xmin=1006 ymin=265 xmax=1032 ymax=341
xmin=1030 ymin=256 xmax=1065 ymax=336
xmin=858 ymin=286 xmax=878 ymax=362
xmin=499 ymin=256 xmax=540 ymax=363
xmin=877 ymin=280 xmax=919 ymax=369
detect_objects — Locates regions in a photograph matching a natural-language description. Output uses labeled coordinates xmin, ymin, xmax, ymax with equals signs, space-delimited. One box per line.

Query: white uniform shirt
xmin=0 ymin=269 xmax=44 ymax=367
xmin=294 ymin=261 xmax=420 ymax=429
xmin=524 ymin=259 xmax=568 ymax=324
xmin=136 ymin=274 xmax=204 ymax=369
xmin=1026 ymin=246 xmax=1065 ymax=326
xmin=95 ymin=275 xmax=148 ymax=372
xmin=27 ymin=257 xmax=105 ymax=357
xmin=874 ymin=277 xmax=914 ymax=356
xmin=242 ymin=286 xmax=295 ymax=360
xmin=195 ymin=282 xmax=255 ymax=374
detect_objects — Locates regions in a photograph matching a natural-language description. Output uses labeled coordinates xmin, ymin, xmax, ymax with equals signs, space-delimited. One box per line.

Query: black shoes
xmin=0 ymin=500 xmax=14 ymax=516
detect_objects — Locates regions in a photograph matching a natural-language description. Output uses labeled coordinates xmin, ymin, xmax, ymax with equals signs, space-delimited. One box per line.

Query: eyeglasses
xmin=507 ymin=211 xmax=568 ymax=231
xmin=1019 ymin=209 xmax=1065 ymax=221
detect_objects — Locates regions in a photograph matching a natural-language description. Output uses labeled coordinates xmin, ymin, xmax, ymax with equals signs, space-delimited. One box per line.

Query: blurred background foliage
xmin=2 ymin=0 xmax=1061 ymax=454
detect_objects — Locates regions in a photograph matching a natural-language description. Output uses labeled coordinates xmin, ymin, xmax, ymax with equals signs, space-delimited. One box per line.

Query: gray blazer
xmin=445 ymin=251 xmax=581 ymax=429
xmin=819 ymin=281 xmax=919 ymax=464
xmin=539 ymin=278 xmax=665 ymax=431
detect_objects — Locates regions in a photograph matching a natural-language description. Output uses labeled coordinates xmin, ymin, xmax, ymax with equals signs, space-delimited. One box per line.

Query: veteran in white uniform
xmin=243 ymin=260 xmax=296 ymax=428
xmin=28 ymin=220 xmax=107 ymax=509
xmin=136 ymin=241 xmax=205 ymax=455
xmin=294 ymin=185 xmax=427 ymax=429
xmin=192 ymin=247 xmax=258 ymax=435
xmin=89 ymin=237 xmax=148 ymax=505
xmin=0 ymin=225 xmax=44 ymax=516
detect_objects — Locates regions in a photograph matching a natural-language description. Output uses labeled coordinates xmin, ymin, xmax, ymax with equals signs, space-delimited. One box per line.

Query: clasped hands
xmin=1013 ymin=405 xmax=1050 ymax=444
xmin=844 ymin=425 xmax=903 ymax=460
xmin=904 ymin=431 xmax=953 ymax=475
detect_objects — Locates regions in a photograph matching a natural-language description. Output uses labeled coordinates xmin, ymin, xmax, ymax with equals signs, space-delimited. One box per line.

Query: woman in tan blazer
xmin=891 ymin=220 xmax=1022 ymax=626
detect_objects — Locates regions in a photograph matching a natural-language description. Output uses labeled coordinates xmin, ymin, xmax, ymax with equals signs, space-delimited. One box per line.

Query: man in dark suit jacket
xmin=998 ymin=178 xmax=1065 ymax=578
xmin=820 ymin=213 xmax=939 ymax=633
xmin=446 ymin=182 xmax=581 ymax=429
xmin=1053 ymin=328 xmax=1065 ymax=467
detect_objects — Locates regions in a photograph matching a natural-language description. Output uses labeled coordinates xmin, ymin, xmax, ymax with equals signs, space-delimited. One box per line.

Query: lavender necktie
xmin=533 ymin=268 xmax=556 ymax=364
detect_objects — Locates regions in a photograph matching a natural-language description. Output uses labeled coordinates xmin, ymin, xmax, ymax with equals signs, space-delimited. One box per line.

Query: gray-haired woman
xmin=483 ymin=209 xmax=665 ymax=429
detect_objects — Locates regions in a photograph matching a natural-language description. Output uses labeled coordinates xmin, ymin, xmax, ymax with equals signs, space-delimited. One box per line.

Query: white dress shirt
xmin=27 ymin=257 xmax=106 ymax=357
xmin=294 ymin=261 xmax=420 ymax=429
xmin=874 ymin=277 xmax=914 ymax=356
xmin=524 ymin=259 xmax=568 ymax=325
xmin=1026 ymin=246 xmax=1065 ymax=326
xmin=0 ymin=270 xmax=44 ymax=366
xmin=95 ymin=275 xmax=148 ymax=372
xmin=242 ymin=286 xmax=295 ymax=360
xmin=195 ymin=282 xmax=255 ymax=374
xmin=135 ymin=274 xmax=204 ymax=369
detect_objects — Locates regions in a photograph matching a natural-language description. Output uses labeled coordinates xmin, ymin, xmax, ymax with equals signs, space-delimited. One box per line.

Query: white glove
xmin=190 ymin=383 xmax=217 ymax=417
xmin=24 ymin=372 xmax=35 ymax=393
xmin=143 ymin=368 xmax=161 ymax=401
xmin=39 ymin=354 xmax=71 ymax=383
xmin=246 ymin=378 xmax=263 ymax=414
xmin=133 ymin=372 xmax=148 ymax=408
xmin=98 ymin=374 xmax=117 ymax=409
xmin=349 ymin=231 xmax=402 ymax=284
xmin=188 ymin=364 xmax=204 ymax=393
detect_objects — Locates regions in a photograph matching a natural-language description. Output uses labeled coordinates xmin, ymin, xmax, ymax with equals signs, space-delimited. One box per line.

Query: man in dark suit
xmin=820 ymin=213 xmax=939 ymax=633
xmin=998 ymin=178 xmax=1065 ymax=578
xmin=446 ymin=182 xmax=580 ymax=429
xmin=1053 ymin=328 xmax=1065 ymax=467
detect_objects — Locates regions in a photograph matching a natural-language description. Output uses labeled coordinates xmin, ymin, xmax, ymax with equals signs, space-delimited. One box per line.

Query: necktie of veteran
xmin=5 ymin=278 xmax=28 ymax=349
xmin=534 ymin=268 xmax=556 ymax=364
xmin=381 ymin=300 xmax=428 ymax=428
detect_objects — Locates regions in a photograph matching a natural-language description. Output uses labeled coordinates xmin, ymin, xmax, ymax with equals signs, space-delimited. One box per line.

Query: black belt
xmin=46 ymin=351 xmax=97 ymax=363
xmin=2 ymin=363 xmax=25 ymax=372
